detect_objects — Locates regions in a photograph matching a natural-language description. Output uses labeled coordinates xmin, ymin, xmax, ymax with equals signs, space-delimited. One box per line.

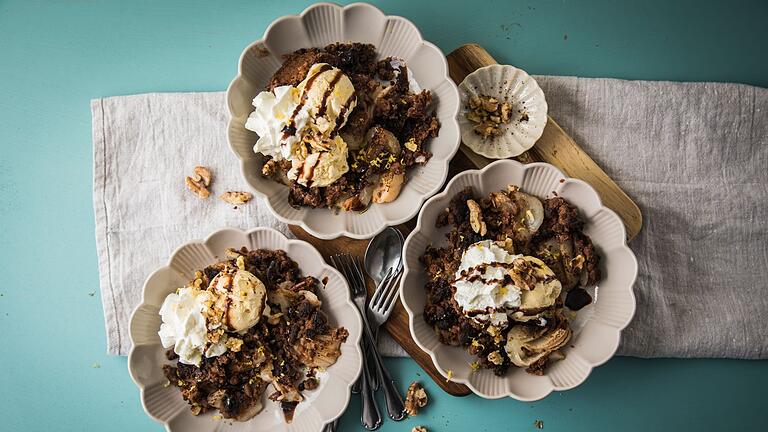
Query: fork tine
xmin=330 ymin=254 xmax=353 ymax=293
xmin=371 ymin=267 xmax=394 ymax=308
xmin=336 ymin=255 xmax=351 ymax=284
xmin=372 ymin=285 xmax=388 ymax=311
xmin=341 ymin=255 xmax=362 ymax=295
xmin=351 ymin=257 xmax=366 ymax=290
xmin=373 ymin=270 xmax=401 ymax=312
xmin=369 ymin=267 xmax=390 ymax=306
xmin=382 ymin=273 xmax=402 ymax=310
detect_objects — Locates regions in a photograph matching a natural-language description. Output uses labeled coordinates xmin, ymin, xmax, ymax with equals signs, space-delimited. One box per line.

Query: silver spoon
xmin=364 ymin=227 xmax=404 ymax=289
xmin=362 ymin=227 xmax=404 ymax=392
xmin=364 ymin=226 xmax=404 ymax=344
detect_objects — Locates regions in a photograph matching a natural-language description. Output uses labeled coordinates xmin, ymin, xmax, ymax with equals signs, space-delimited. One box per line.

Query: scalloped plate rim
xmin=128 ymin=226 xmax=364 ymax=430
xmin=225 ymin=2 xmax=460 ymax=240
xmin=399 ymin=159 xmax=637 ymax=400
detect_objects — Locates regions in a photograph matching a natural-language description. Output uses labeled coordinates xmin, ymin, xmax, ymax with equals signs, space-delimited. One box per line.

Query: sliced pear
xmin=372 ymin=171 xmax=405 ymax=203
xmin=508 ymin=186 xmax=544 ymax=234
xmin=504 ymin=319 xmax=572 ymax=368
xmin=489 ymin=187 xmax=544 ymax=245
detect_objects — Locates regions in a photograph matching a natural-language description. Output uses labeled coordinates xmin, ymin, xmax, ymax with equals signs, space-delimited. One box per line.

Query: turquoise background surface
xmin=1 ymin=0 xmax=767 ymax=431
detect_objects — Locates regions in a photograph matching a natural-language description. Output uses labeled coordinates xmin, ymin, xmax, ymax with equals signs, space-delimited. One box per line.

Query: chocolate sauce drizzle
xmin=278 ymin=64 xmax=360 ymax=144
xmin=317 ymin=70 xmax=343 ymax=117
xmin=281 ymin=63 xmax=333 ymax=141
xmin=222 ymin=274 xmax=233 ymax=330
xmin=331 ymin=93 xmax=356 ymax=135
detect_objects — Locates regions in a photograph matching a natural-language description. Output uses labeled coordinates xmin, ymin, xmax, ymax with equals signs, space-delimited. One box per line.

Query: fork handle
xmin=360 ymin=343 xmax=382 ymax=430
xmin=364 ymin=323 xmax=407 ymax=421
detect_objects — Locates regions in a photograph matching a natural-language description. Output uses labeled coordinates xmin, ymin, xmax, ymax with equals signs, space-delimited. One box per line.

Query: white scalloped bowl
xmin=459 ymin=64 xmax=548 ymax=159
xmin=128 ymin=227 xmax=363 ymax=431
xmin=226 ymin=2 xmax=460 ymax=240
xmin=400 ymin=160 xmax=637 ymax=400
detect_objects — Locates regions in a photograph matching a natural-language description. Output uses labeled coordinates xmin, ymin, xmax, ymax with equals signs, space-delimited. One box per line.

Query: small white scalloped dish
xmin=400 ymin=160 xmax=637 ymax=400
xmin=128 ymin=227 xmax=363 ymax=431
xmin=459 ymin=64 xmax=548 ymax=159
xmin=226 ymin=2 xmax=461 ymax=240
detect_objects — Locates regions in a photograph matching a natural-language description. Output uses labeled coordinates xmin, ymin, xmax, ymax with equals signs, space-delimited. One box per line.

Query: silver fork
xmin=332 ymin=254 xmax=407 ymax=421
xmin=330 ymin=254 xmax=381 ymax=430
xmin=368 ymin=265 xmax=403 ymax=340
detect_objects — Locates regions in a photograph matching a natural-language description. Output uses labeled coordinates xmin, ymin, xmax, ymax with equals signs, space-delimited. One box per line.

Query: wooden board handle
xmin=447 ymin=43 xmax=497 ymax=83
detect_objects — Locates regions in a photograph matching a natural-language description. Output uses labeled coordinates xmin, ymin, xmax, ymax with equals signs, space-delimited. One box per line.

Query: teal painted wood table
xmin=1 ymin=0 xmax=767 ymax=431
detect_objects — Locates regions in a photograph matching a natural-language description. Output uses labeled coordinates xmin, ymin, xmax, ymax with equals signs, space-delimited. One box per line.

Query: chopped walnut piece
xmin=500 ymin=102 xmax=512 ymax=122
xmin=569 ymin=254 xmax=585 ymax=272
xmin=498 ymin=238 xmax=516 ymax=254
xmin=185 ymin=176 xmax=210 ymax=199
xmin=412 ymin=427 xmax=428 ymax=432
xmin=404 ymin=138 xmax=418 ymax=152
xmin=466 ymin=199 xmax=487 ymax=236
xmin=405 ymin=381 xmax=428 ymax=417
xmin=193 ymin=166 xmax=212 ymax=186
xmin=481 ymin=97 xmax=499 ymax=112
xmin=226 ymin=337 xmax=244 ymax=353
xmin=220 ymin=191 xmax=253 ymax=205
xmin=487 ymin=351 xmax=504 ymax=365
xmin=465 ymin=94 xmax=514 ymax=139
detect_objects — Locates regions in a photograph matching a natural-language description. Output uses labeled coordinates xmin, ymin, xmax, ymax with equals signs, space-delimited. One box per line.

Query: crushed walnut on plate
xmin=465 ymin=95 xmax=513 ymax=139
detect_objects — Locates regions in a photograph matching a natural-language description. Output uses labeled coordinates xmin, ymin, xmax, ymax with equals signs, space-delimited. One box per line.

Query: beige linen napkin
xmin=93 ymin=77 xmax=768 ymax=359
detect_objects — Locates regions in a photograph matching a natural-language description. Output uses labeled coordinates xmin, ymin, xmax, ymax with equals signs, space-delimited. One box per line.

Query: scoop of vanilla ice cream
xmin=158 ymin=286 xmax=227 ymax=366
xmin=297 ymin=63 xmax=357 ymax=134
xmin=209 ymin=269 xmax=267 ymax=333
xmin=453 ymin=240 xmax=523 ymax=313
xmin=288 ymin=134 xmax=349 ymax=187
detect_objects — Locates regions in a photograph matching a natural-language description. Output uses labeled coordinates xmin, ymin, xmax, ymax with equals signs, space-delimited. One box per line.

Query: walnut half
xmin=193 ymin=166 xmax=212 ymax=186
xmin=466 ymin=199 xmax=487 ymax=236
xmin=220 ymin=191 xmax=253 ymax=205
xmin=185 ymin=165 xmax=213 ymax=199
xmin=185 ymin=176 xmax=210 ymax=199
xmin=405 ymin=381 xmax=428 ymax=417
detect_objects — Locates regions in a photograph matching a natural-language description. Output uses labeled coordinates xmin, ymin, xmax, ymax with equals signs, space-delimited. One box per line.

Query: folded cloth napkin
xmin=93 ymin=78 xmax=768 ymax=359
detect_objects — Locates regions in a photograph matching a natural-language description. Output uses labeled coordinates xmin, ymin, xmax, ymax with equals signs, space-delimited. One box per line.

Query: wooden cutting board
xmin=290 ymin=44 xmax=642 ymax=396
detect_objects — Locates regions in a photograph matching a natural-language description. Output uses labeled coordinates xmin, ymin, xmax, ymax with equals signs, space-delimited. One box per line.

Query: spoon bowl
xmin=364 ymin=227 xmax=404 ymax=286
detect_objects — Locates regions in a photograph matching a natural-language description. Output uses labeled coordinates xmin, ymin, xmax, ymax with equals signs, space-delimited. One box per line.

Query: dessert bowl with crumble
xmin=227 ymin=3 xmax=460 ymax=239
xmin=400 ymin=160 xmax=637 ymax=400
xmin=128 ymin=228 xmax=363 ymax=431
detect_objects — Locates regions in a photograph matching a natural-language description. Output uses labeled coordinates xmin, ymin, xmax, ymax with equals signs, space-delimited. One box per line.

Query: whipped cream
xmin=158 ymin=286 xmax=227 ymax=366
xmin=453 ymin=240 xmax=523 ymax=313
xmin=245 ymin=85 xmax=309 ymax=160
